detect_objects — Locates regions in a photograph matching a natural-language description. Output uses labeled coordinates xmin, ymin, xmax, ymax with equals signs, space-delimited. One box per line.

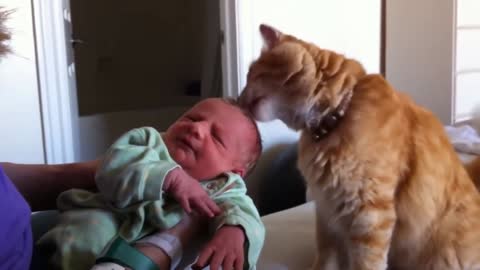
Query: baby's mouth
xmin=178 ymin=137 xmax=195 ymax=154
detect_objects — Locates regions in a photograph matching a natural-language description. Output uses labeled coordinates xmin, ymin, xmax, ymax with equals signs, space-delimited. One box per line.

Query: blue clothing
xmin=0 ymin=166 xmax=32 ymax=270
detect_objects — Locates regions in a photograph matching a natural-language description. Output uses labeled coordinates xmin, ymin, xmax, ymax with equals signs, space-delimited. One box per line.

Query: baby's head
xmin=163 ymin=98 xmax=262 ymax=180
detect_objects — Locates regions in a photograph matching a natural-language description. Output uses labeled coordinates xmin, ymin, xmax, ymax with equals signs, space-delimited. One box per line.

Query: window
xmin=454 ymin=0 xmax=480 ymax=122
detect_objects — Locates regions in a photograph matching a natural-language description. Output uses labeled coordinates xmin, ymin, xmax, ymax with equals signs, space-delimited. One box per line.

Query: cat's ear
xmin=260 ymin=24 xmax=282 ymax=50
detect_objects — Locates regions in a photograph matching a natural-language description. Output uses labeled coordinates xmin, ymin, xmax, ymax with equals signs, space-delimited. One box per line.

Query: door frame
xmin=32 ymin=0 xmax=78 ymax=164
xmin=220 ymin=0 xmax=255 ymax=97
xmin=219 ymin=0 xmax=241 ymax=98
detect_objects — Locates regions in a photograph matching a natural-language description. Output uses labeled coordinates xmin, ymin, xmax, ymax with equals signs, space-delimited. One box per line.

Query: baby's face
xmin=163 ymin=98 xmax=256 ymax=180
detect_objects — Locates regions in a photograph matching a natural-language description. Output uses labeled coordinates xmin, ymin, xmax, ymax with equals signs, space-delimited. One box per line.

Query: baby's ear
xmin=260 ymin=24 xmax=283 ymax=50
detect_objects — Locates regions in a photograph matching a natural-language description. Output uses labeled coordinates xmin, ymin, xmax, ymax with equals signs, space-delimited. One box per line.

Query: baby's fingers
xmin=179 ymin=197 xmax=192 ymax=214
xmin=192 ymin=198 xmax=215 ymax=217
xmin=234 ymin=256 xmax=244 ymax=270
xmin=194 ymin=247 xmax=214 ymax=269
xmin=205 ymin=198 xmax=221 ymax=216
xmin=223 ymin=254 xmax=235 ymax=270
xmin=209 ymin=251 xmax=225 ymax=270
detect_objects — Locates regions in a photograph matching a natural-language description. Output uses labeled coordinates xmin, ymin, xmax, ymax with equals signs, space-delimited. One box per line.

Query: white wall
xmin=254 ymin=1 xmax=380 ymax=73
xmin=0 ymin=0 xmax=45 ymax=163
xmin=386 ymin=0 xmax=455 ymax=124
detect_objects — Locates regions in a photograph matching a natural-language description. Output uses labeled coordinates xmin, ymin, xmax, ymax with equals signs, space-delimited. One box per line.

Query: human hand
xmin=193 ymin=225 xmax=246 ymax=270
xmin=164 ymin=168 xmax=221 ymax=217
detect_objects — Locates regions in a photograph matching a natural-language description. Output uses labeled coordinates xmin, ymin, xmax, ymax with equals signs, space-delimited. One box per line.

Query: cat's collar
xmin=309 ymin=90 xmax=353 ymax=141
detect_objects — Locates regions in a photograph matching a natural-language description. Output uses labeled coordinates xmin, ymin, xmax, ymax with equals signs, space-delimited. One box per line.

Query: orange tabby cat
xmin=240 ymin=24 xmax=480 ymax=270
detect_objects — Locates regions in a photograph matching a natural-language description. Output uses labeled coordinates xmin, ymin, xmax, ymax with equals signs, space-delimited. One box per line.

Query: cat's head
xmin=239 ymin=24 xmax=366 ymax=131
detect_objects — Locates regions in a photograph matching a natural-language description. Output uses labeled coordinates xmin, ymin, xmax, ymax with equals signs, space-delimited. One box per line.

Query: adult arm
xmin=1 ymin=159 xmax=100 ymax=211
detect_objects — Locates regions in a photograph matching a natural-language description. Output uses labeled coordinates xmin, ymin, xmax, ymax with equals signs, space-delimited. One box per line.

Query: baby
xmin=38 ymin=98 xmax=265 ymax=270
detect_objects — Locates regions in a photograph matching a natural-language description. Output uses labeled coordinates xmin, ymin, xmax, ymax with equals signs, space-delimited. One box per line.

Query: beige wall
xmin=0 ymin=0 xmax=45 ymax=163
xmin=72 ymin=0 xmax=208 ymax=115
xmin=386 ymin=0 xmax=455 ymax=124
xmin=75 ymin=0 xmax=221 ymax=161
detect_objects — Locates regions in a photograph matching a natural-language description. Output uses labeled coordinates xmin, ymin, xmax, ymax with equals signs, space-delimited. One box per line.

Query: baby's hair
xmin=221 ymin=97 xmax=263 ymax=177
xmin=0 ymin=8 xmax=11 ymax=58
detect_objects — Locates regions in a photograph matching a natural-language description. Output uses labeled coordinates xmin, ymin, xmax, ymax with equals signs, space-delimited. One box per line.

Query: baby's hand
xmin=164 ymin=168 xmax=221 ymax=217
xmin=194 ymin=226 xmax=246 ymax=270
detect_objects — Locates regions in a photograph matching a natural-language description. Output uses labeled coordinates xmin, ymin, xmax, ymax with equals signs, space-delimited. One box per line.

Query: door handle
xmin=70 ymin=39 xmax=86 ymax=47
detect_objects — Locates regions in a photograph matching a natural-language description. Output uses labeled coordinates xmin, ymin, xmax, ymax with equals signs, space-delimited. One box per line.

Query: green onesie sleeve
xmin=95 ymin=127 xmax=180 ymax=208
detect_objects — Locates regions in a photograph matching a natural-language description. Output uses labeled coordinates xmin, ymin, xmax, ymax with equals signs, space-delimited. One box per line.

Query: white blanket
xmin=445 ymin=125 xmax=480 ymax=157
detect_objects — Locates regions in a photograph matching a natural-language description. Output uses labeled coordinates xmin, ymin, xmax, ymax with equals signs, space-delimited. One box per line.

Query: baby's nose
xmin=191 ymin=121 xmax=209 ymax=139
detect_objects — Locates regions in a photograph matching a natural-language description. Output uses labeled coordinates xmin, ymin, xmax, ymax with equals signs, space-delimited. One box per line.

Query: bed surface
xmin=258 ymin=202 xmax=316 ymax=270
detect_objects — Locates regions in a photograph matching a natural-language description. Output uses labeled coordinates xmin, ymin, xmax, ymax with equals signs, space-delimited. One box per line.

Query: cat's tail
xmin=465 ymin=157 xmax=480 ymax=191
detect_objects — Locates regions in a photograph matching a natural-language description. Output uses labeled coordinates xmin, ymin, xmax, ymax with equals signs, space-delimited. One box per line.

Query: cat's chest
xmin=309 ymin=177 xmax=358 ymax=234
xmin=298 ymin=134 xmax=364 ymax=224
xmin=302 ymin=159 xmax=360 ymax=232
